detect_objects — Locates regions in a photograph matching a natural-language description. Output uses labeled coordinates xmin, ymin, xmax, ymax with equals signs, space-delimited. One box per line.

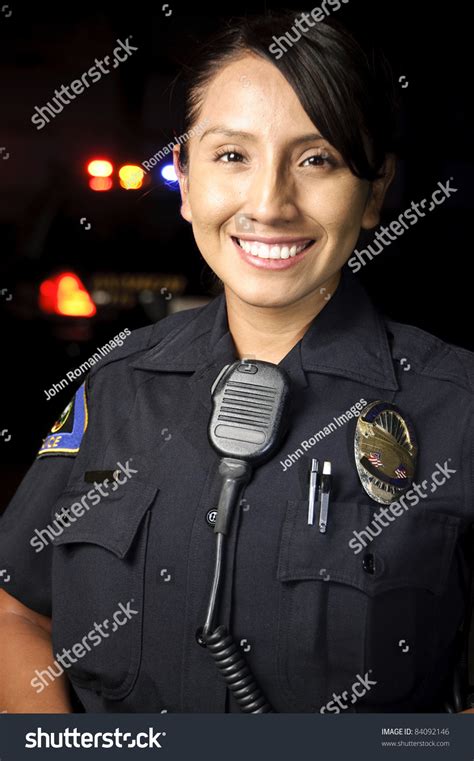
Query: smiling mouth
xmin=231 ymin=236 xmax=315 ymax=260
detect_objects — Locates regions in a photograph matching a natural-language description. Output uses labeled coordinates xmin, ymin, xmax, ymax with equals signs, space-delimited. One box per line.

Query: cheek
xmin=308 ymin=180 xmax=368 ymax=235
xmin=188 ymin=165 xmax=240 ymax=227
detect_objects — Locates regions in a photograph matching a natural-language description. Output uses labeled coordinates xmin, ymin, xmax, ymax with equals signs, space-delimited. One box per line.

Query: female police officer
xmin=1 ymin=13 xmax=474 ymax=714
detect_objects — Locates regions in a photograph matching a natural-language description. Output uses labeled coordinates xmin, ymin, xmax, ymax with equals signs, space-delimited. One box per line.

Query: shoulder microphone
xmin=198 ymin=360 xmax=291 ymax=713
xmin=208 ymin=358 xmax=291 ymax=464
xmin=207 ymin=359 xmax=291 ymax=534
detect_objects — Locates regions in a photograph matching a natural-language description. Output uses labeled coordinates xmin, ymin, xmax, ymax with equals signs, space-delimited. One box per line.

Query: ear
xmin=361 ymin=154 xmax=397 ymax=230
xmin=172 ymin=144 xmax=192 ymax=223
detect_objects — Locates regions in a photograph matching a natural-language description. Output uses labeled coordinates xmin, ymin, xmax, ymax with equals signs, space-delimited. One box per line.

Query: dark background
xmin=0 ymin=1 xmax=472 ymax=506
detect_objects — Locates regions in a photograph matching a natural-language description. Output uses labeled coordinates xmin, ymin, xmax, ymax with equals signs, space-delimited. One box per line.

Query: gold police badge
xmin=354 ymin=400 xmax=417 ymax=505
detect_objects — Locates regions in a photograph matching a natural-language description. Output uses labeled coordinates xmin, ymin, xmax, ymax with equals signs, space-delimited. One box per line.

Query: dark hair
xmin=175 ymin=11 xmax=400 ymax=181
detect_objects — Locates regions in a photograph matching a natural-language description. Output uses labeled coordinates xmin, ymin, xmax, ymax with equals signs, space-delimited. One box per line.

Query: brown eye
xmin=301 ymin=152 xmax=334 ymax=168
xmin=214 ymin=150 xmax=245 ymax=163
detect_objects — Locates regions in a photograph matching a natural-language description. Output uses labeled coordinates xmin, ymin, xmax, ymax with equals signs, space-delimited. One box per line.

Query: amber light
xmin=118 ymin=164 xmax=144 ymax=190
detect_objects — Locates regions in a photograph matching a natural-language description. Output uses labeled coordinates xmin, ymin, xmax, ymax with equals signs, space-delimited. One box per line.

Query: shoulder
xmin=88 ymin=304 xmax=208 ymax=380
xmin=35 ymin=306 xmax=211 ymax=459
xmin=386 ymin=317 xmax=474 ymax=394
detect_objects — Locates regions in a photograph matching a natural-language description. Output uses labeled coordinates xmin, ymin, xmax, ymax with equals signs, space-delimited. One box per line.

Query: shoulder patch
xmin=37 ymin=382 xmax=88 ymax=457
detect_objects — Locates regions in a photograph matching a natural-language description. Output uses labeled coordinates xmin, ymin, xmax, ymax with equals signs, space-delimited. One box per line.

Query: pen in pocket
xmin=307 ymin=458 xmax=320 ymax=526
xmin=318 ymin=460 xmax=332 ymax=533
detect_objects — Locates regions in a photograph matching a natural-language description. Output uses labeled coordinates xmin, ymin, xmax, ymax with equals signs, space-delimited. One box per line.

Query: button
xmin=362 ymin=553 xmax=375 ymax=574
xmin=237 ymin=362 xmax=257 ymax=373
xmin=206 ymin=508 xmax=217 ymax=527
xmin=195 ymin=626 xmax=207 ymax=648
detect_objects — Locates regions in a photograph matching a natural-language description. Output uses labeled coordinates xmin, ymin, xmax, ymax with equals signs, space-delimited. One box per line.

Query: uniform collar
xmin=299 ymin=267 xmax=399 ymax=391
xmin=132 ymin=266 xmax=399 ymax=392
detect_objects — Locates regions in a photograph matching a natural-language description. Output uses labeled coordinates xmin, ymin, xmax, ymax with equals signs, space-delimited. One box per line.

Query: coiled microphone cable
xmin=198 ymin=360 xmax=291 ymax=713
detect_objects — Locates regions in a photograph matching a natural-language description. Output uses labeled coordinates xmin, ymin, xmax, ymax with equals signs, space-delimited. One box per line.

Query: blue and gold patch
xmin=37 ymin=382 xmax=88 ymax=457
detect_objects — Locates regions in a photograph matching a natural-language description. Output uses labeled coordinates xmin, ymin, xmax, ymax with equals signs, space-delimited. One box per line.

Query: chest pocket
xmin=275 ymin=500 xmax=461 ymax=712
xmin=50 ymin=478 xmax=159 ymax=701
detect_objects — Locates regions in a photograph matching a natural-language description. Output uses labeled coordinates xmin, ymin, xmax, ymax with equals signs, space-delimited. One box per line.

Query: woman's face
xmin=174 ymin=53 xmax=392 ymax=309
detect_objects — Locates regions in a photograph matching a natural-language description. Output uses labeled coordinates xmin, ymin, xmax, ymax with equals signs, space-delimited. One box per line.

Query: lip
xmin=234 ymin=234 xmax=314 ymax=245
xmin=231 ymin=236 xmax=317 ymax=270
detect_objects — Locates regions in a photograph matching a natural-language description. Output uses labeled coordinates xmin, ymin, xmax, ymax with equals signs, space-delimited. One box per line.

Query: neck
xmin=224 ymin=271 xmax=341 ymax=365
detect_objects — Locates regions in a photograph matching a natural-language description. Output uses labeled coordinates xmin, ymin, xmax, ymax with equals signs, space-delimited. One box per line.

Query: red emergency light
xmin=39 ymin=272 xmax=96 ymax=317
xmin=86 ymin=159 xmax=113 ymax=191
xmin=87 ymin=159 xmax=113 ymax=177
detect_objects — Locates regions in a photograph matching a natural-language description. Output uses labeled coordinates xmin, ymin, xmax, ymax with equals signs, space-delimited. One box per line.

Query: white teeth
xmin=237 ymin=238 xmax=312 ymax=259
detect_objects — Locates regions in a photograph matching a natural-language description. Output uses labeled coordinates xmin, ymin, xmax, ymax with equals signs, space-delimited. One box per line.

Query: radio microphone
xmin=198 ymin=360 xmax=291 ymax=713
xmin=207 ymin=359 xmax=291 ymax=534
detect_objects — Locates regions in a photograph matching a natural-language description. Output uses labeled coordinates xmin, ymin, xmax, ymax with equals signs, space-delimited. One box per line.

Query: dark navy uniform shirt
xmin=1 ymin=266 xmax=474 ymax=713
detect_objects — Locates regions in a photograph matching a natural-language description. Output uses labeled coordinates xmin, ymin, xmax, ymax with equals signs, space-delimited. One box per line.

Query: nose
xmin=245 ymin=158 xmax=299 ymax=227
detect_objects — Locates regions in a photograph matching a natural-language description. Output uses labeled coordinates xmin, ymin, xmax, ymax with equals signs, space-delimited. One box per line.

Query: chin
xmin=226 ymin=283 xmax=298 ymax=309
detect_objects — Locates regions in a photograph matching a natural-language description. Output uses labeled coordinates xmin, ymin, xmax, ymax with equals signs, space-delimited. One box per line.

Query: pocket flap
xmin=50 ymin=478 xmax=160 ymax=558
xmin=277 ymin=500 xmax=460 ymax=596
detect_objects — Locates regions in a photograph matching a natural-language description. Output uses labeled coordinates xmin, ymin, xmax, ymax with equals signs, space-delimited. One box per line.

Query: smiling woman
xmin=172 ymin=14 xmax=398 ymax=362
xmin=1 ymin=10 xmax=474 ymax=718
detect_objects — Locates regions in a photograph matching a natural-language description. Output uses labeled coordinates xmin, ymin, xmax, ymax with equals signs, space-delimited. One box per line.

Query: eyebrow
xmin=199 ymin=127 xmax=328 ymax=147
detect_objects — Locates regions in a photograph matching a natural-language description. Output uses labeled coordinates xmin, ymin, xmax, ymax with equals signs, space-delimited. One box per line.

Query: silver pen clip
xmin=318 ymin=461 xmax=332 ymax=533
xmin=307 ymin=458 xmax=319 ymax=526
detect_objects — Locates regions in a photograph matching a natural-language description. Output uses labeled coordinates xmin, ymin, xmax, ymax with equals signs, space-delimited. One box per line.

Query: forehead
xmin=196 ymin=53 xmax=319 ymax=141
